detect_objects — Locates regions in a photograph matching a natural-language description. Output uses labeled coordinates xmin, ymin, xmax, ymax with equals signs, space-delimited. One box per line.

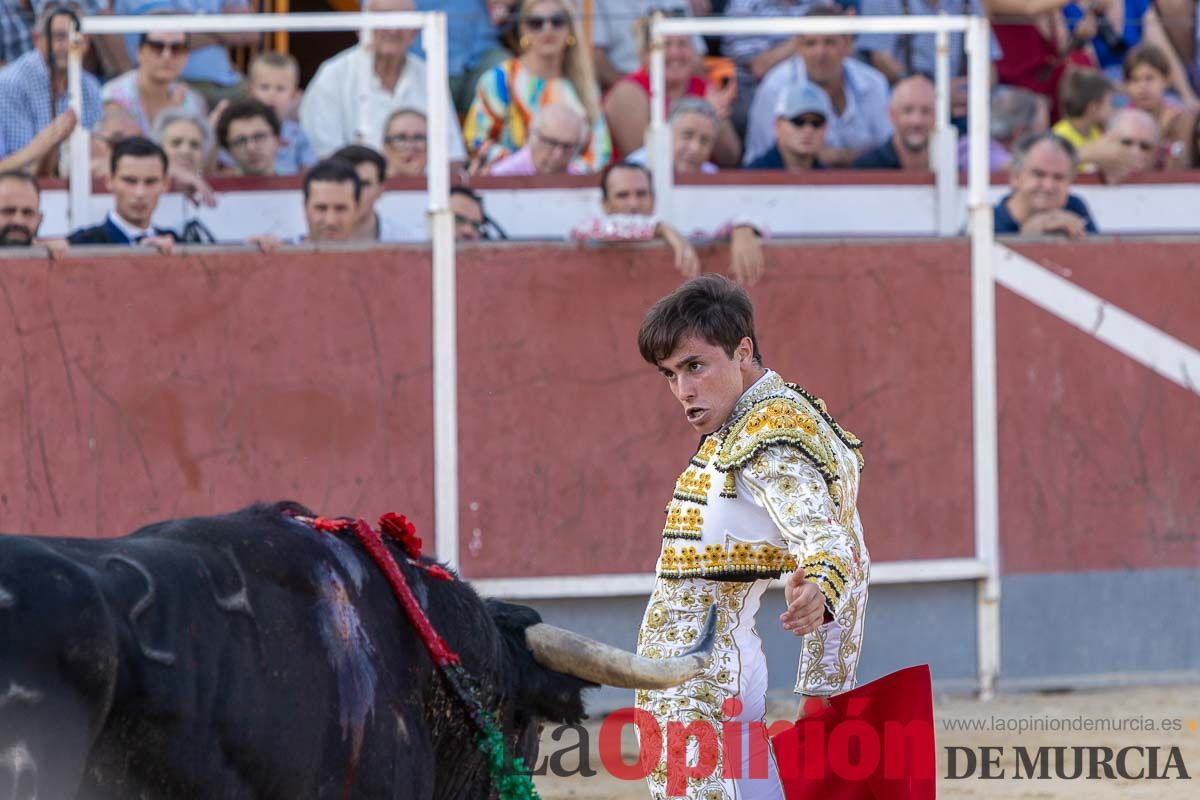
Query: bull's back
xmin=1 ymin=508 xmax=435 ymax=799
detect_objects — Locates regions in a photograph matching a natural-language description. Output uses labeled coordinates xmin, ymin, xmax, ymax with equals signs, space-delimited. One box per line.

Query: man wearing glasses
xmin=488 ymin=102 xmax=587 ymax=176
xmin=746 ymin=81 xmax=829 ymax=171
xmin=216 ymin=98 xmax=284 ymax=177
xmin=450 ymin=186 xmax=504 ymax=241
xmin=0 ymin=2 xmax=102 ymax=171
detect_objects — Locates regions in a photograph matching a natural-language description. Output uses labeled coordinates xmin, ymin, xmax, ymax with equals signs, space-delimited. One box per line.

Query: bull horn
xmin=524 ymin=605 xmax=717 ymax=689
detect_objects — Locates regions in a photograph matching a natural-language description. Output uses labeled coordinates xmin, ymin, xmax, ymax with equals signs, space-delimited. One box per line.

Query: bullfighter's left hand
xmin=780 ymin=568 xmax=827 ymax=636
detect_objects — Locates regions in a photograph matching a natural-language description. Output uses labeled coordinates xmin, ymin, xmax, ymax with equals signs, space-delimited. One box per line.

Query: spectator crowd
xmin=4 ymin=0 xmax=1200 ymax=256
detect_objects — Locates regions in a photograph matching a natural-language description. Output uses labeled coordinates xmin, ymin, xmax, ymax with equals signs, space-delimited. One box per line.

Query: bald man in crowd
xmin=488 ymin=103 xmax=588 ymax=177
xmin=1105 ymin=108 xmax=1159 ymax=177
xmin=852 ymin=75 xmax=936 ymax=170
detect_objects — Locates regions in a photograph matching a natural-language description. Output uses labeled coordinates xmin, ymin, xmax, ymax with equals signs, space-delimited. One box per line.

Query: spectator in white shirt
xmin=744 ymin=4 xmax=892 ymax=166
xmin=299 ymin=0 xmax=466 ymax=165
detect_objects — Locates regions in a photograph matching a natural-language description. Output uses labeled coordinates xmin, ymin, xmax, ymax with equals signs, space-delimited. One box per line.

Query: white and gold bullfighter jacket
xmin=635 ymin=369 xmax=870 ymax=800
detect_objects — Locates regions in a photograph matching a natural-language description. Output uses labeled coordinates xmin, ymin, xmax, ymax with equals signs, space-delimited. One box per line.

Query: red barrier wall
xmin=1 ymin=239 xmax=1196 ymax=578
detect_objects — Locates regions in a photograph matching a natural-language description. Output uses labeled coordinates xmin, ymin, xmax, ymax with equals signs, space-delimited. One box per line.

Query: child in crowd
xmin=1051 ymin=69 xmax=1114 ymax=173
xmin=246 ymin=52 xmax=317 ymax=175
xmin=1123 ymin=45 xmax=1195 ymax=171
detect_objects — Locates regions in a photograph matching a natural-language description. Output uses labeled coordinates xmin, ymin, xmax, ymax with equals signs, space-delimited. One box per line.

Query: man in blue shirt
xmin=411 ymin=0 xmax=506 ymax=114
xmin=113 ymin=0 xmax=256 ymax=106
xmin=0 ymin=2 xmax=102 ymax=165
xmin=994 ymin=132 xmax=1099 ymax=239
xmin=746 ymin=81 xmax=830 ymax=171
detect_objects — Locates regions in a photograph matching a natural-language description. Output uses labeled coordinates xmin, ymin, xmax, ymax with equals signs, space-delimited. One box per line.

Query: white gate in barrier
xmin=69 ymin=11 xmax=463 ymax=594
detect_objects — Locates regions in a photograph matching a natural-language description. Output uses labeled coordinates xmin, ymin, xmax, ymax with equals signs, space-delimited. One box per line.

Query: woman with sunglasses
xmin=603 ymin=14 xmax=741 ymax=166
xmin=101 ymin=31 xmax=207 ymax=137
xmin=464 ymin=0 xmax=610 ymax=172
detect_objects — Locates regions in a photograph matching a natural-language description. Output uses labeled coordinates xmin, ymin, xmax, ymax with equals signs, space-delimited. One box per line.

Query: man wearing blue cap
xmin=746 ymin=81 xmax=830 ymax=171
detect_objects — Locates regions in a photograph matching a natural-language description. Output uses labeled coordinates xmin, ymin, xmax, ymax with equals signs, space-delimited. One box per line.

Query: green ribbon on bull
xmin=478 ymin=720 xmax=540 ymax=800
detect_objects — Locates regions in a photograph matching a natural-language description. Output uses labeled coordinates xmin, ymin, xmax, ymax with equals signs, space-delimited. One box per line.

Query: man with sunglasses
xmin=0 ymin=2 xmax=101 ymax=169
xmin=489 ymin=102 xmax=588 ymax=176
xmin=746 ymin=81 xmax=830 ymax=170
xmin=101 ymin=31 xmax=206 ymax=136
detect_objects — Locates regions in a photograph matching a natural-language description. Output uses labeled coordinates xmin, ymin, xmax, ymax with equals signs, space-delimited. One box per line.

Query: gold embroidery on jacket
xmin=658 ymin=542 xmax=798 ymax=580
xmin=672 ymin=467 xmax=712 ymax=505
xmin=662 ymin=503 xmax=704 ymax=540
xmin=690 ymin=436 xmax=719 ymax=468
xmin=715 ymin=397 xmax=842 ymax=488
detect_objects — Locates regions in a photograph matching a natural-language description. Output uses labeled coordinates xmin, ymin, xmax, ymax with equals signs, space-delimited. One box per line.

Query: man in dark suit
xmin=68 ymin=136 xmax=177 ymax=252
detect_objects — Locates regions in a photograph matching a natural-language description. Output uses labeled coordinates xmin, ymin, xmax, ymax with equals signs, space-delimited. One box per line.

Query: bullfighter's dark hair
xmin=216 ymin=98 xmax=281 ymax=150
xmin=332 ymin=144 xmax=389 ymax=182
xmin=599 ymin=160 xmax=651 ymax=202
xmin=110 ymin=136 xmax=167 ymax=177
xmin=638 ymin=274 xmax=763 ymax=366
xmin=303 ymin=158 xmax=362 ymax=203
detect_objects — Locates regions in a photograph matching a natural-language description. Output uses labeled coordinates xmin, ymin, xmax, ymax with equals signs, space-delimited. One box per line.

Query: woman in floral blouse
xmin=464 ymin=0 xmax=611 ymax=172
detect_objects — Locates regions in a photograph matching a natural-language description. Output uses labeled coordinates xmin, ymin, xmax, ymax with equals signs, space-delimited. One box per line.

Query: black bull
xmin=0 ymin=501 xmax=686 ymax=799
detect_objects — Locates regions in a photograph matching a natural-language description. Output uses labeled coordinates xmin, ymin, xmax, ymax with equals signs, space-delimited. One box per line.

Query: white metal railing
xmin=645 ymin=13 xmax=1000 ymax=698
xmin=650 ymin=14 xmax=972 ymax=235
xmin=70 ymin=11 xmax=462 ymax=576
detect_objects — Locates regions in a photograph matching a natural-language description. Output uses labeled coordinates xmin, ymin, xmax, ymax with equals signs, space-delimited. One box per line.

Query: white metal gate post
xmin=422 ymin=11 xmax=460 ymax=574
xmin=648 ymin=12 xmax=672 ymax=219
xmin=70 ymin=10 xmax=461 ymax=573
xmin=652 ymin=15 xmax=971 ymax=232
xmin=67 ymin=22 xmax=88 ymax=230
xmin=966 ymin=14 xmax=1000 ymax=700
xmin=933 ymin=20 xmax=960 ymax=235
